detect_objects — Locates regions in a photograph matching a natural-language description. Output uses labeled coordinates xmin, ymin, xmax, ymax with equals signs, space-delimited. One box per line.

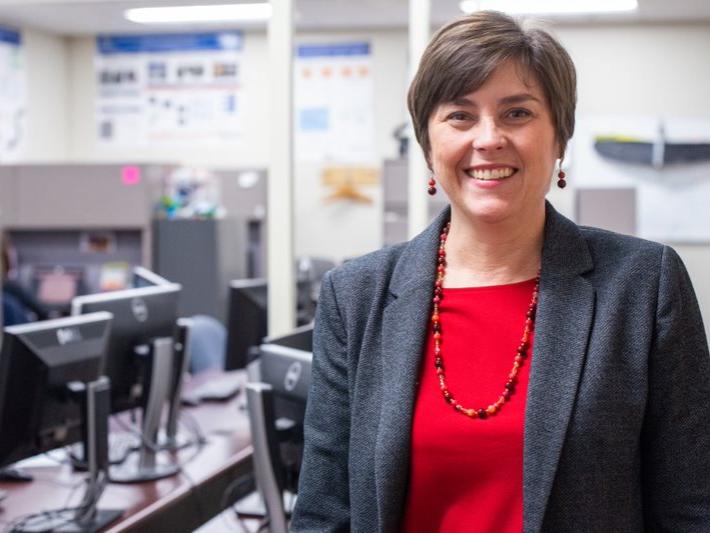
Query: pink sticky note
xmin=122 ymin=165 xmax=141 ymax=186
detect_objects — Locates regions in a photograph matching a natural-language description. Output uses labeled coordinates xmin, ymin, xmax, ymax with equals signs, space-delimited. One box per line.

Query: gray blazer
xmin=291 ymin=202 xmax=710 ymax=532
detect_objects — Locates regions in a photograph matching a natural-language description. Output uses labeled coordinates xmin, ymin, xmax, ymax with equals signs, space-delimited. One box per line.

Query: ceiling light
xmin=125 ymin=3 xmax=272 ymax=24
xmin=459 ymin=0 xmax=638 ymax=15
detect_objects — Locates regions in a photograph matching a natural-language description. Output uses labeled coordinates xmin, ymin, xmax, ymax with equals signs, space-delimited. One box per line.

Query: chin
xmin=459 ymin=197 xmax=517 ymax=225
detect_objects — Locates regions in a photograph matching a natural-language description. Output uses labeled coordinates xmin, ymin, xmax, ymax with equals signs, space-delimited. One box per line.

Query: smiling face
xmin=427 ymin=60 xmax=560 ymax=227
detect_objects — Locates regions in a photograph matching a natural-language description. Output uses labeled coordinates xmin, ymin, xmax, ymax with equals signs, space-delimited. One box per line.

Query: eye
xmin=506 ymin=108 xmax=532 ymax=120
xmin=446 ymin=111 xmax=472 ymax=122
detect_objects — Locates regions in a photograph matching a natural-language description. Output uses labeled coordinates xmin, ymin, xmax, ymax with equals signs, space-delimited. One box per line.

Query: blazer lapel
xmin=374 ymin=208 xmax=449 ymax=532
xmin=523 ymin=203 xmax=596 ymax=532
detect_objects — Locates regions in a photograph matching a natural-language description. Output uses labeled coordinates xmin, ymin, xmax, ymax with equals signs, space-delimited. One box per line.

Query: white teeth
xmin=467 ymin=167 xmax=515 ymax=180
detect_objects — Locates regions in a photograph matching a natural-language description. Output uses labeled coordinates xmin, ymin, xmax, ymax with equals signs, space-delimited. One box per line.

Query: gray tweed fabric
xmin=290 ymin=202 xmax=710 ymax=533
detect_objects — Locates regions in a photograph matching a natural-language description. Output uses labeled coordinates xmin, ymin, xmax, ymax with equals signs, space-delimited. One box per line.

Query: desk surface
xmin=0 ymin=371 xmax=253 ymax=533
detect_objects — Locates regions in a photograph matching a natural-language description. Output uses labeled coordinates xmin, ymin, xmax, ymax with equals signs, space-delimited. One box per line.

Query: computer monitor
xmin=243 ymin=325 xmax=313 ymax=530
xmin=225 ymin=279 xmax=267 ymax=370
xmin=225 ymin=279 xmax=313 ymax=370
xmin=71 ymin=284 xmax=182 ymax=483
xmin=71 ymin=284 xmax=180 ymax=414
xmin=132 ymin=266 xmax=171 ymax=288
xmin=0 ymin=312 xmax=123 ymax=531
xmin=0 ymin=312 xmax=112 ymax=468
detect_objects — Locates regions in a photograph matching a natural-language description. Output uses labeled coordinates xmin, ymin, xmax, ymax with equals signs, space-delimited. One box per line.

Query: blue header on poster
xmin=0 ymin=26 xmax=21 ymax=46
xmin=297 ymin=42 xmax=370 ymax=58
xmin=97 ymin=32 xmax=243 ymax=55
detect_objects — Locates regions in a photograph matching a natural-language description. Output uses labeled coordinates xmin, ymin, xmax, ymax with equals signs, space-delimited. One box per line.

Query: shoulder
xmin=578 ymin=225 xmax=668 ymax=275
xmin=325 ymin=242 xmax=408 ymax=298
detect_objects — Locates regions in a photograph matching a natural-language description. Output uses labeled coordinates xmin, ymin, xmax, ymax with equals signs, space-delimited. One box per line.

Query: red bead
xmin=428 ymin=178 xmax=436 ymax=187
xmin=431 ymin=227 xmax=540 ymax=420
xmin=558 ymin=170 xmax=566 ymax=179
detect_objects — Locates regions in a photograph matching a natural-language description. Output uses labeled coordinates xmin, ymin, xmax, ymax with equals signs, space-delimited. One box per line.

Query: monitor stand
xmin=110 ymin=337 xmax=180 ymax=483
xmin=159 ymin=318 xmax=200 ymax=451
xmin=13 ymin=377 xmax=122 ymax=532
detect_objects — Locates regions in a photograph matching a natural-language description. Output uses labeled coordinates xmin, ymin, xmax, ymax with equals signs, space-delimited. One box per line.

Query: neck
xmin=443 ymin=202 xmax=545 ymax=287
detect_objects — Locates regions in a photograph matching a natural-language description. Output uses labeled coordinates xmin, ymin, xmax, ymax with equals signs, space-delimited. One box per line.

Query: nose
xmin=472 ymin=117 xmax=506 ymax=151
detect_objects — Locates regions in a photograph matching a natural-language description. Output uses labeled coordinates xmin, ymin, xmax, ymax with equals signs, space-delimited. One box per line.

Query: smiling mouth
xmin=465 ymin=167 xmax=518 ymax=181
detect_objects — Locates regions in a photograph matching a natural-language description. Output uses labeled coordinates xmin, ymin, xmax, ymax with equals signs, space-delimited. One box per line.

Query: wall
xmin=20 ymin=28 xmax=69 ymax=161
xmin=11 ymin=21 xmax=710 ymax=329
xmin=293 ymin=30 xmax=408 ymax=261
xmin=66 ymin=31 xmax=270 ymax=167
xmin=66 ymin=29 xmax=408 ymax=262
xmin=554 ymin=23 xmax=710 ymax=331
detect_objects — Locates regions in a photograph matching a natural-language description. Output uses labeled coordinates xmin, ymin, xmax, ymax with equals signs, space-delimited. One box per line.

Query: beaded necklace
xmin=431 ymin=221 xmax=540 ymax=419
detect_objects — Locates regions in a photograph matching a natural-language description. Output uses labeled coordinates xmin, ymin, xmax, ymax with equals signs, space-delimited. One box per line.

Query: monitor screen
xmin=71 ymin=284 xmax=180 ymax=413
xmin=0 ymin=312 xmax=112 ymax=468
xmin=225 ymin=279 xmax=313 ymax=370
xmin=225 ymin=279 xmax=267 ymax=370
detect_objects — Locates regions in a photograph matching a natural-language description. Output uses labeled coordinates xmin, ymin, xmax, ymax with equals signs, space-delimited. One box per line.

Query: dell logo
xmin=57 ymin=327 xmax=82 ymax=345
xmin=131 ymin=298 xmax=148 ymax=322
xmin=284 ymin=362 xmax=302 ymax=392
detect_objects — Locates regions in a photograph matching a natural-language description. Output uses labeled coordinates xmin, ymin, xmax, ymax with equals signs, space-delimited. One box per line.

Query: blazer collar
xmin=374 ymin=201 xmax=596 ymax=533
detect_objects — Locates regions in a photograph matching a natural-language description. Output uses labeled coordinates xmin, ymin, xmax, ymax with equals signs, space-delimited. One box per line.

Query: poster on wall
xmin=572 ymin=115 xmax=710 ymax=242
xmin=95 ymin=32 xmax=244 ymax=147
xmin=0 ymin=26 xmax=26 ymax=162
xmin=294 ymin=42 xmax=375 ymax=163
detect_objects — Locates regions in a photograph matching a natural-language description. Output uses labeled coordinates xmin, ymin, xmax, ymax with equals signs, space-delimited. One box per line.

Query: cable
xmin=4 ymin=472 xmax=104 ymax=533
xmin=178 ymin=410 xmax=207 ymax=446
xmin=220 ymin=473 xmax=260 ymax=533
xmin=112 ymin=414 xmax=161 ymax=454
xmin=177 ymin=466 xmax=211 ymax=527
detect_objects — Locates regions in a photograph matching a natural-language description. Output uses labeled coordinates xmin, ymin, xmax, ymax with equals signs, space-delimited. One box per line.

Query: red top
xmin=401 ymin=279 xmax=537 ymax=533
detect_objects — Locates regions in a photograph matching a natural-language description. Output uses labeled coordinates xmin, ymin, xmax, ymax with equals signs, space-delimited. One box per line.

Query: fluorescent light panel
xmin=125 ymin=3 xmax=272 ymax=24
xmin=459 ymin=0 xmax=638 ymax=15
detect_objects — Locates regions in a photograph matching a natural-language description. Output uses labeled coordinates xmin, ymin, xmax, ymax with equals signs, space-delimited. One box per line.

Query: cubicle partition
xmin=0 ymin=164 xmax=267 ymax=320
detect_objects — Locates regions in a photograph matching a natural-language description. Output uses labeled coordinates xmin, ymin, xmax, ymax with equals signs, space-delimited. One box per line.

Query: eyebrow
xmin=450 ymin=93 xmax=541 ymax=107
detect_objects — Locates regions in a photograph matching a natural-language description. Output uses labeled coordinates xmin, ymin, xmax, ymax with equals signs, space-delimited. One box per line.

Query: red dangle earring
xmin=557 ymin=165 xmax=567 ymax=189
xmin=427 ymin=176 xmax=437 ymax=196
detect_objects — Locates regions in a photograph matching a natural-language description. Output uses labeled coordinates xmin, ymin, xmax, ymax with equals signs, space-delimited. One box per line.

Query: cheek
xmin=430 ymin=136 xmax=468 ymax=174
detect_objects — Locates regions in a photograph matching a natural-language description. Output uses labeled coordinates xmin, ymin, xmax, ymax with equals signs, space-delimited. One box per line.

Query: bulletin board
xmin=95 ymin=32 xmax=244 ymax=147
xmin=0 ymin=26 xmax=25 ymax=162
xmin=294 ymin=42 xmax=375 ymax=163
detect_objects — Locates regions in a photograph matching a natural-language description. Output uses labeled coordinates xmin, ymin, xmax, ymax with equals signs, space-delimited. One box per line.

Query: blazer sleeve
xmin=291 ymin=270 xmax=351 ymax=532
xmin=642 ymin=245 xmax=710 ymax=531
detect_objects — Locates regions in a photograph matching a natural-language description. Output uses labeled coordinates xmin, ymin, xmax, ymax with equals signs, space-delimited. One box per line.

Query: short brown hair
xmin=407 ymin=10 xmax=576 ymax=166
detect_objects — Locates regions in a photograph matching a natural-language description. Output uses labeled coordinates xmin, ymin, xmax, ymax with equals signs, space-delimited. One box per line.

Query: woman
xmin=292 ymin=10 xmax=710 ymax=532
